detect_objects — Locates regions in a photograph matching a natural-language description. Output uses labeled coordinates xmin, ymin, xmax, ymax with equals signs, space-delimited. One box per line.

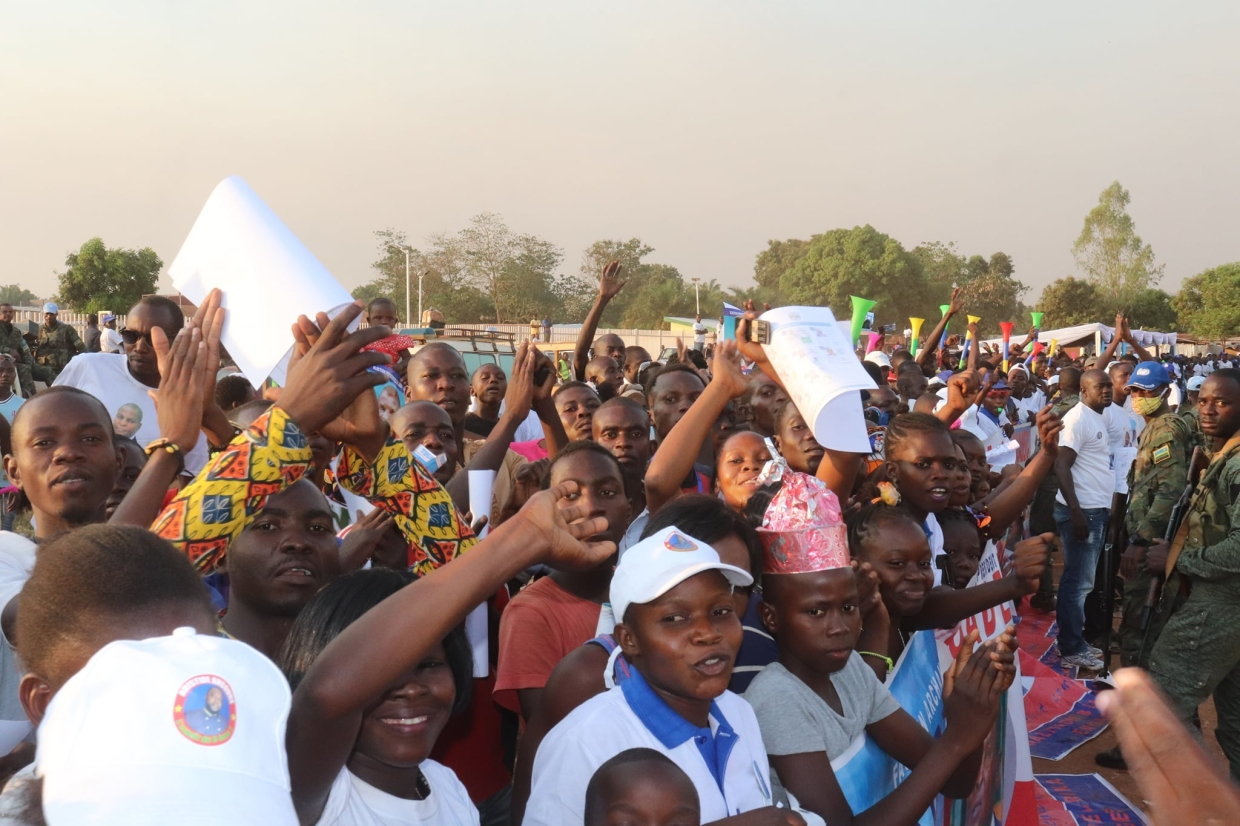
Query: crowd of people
xmin=0 ymin=268 xmax=1232 ymax=826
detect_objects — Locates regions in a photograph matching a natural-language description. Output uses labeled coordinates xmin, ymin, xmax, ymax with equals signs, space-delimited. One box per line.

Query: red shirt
xmin=493 ymin=576 xmax=603 ymax=716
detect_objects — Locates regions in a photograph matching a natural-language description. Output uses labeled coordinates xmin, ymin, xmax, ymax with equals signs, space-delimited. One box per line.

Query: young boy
xmin=585 ymin=748 xmax=700 ymax=826
xmin=524 ymin=527 xmax=799 ymax=825
xmin=494 ymin=442 xmax=632 ymax=721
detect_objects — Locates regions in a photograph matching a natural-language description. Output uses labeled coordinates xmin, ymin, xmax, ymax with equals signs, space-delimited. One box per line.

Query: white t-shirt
xmin=1104 ymin=403 xmax=1144 ymax=495
xmin=315 ymin=762 xmax=478 ymax=826
xmin=526 ymin=675 xmax=772 ymax=825
xmin=53 ymin=353 xmax=209 ymax=475
xmin=101 ymin=328 xmax=124 ymax=354
xmin=693 ymin=322 xmax=708 ymax=345
xmin=0 ymin=533 xmax=36 ymax=753
xmin=0 ymin=394 xmax=21 ymax=426
xmin=1011 ymin=388 xmax=1046 ymax=424
xmin=1056 ymin=403 xmax=1113 ymax=510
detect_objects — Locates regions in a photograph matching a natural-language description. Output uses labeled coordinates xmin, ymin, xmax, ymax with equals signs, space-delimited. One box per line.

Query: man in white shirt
xmin=100 ymin=314 xmax=123 ymax=354
xmin=55 ymin=296 xmax=210 ymax=475
xmin=1104 ymin=362 xmax=1145 ymax=497
xmin=1007 ymin=364 xmax=1046 ymax=424
xmin=1053 ymin=368 xmax=1115 ymax=671
xmin=692 ymin=315 xmax=708 ymax=352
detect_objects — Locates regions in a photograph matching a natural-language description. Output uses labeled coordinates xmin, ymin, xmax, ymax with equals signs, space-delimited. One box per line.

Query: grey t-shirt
xmin=744 ymin=655 xmax=900 ymax=805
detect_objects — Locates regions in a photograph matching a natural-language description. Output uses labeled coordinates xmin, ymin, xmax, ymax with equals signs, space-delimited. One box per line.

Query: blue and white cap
xmin=43 ymin=302 xmax=58 ymax=314
xmin=1125 ymin=361 xmax=1171 ymax=391
xmin=610 ymin=527 xmax=752 ymax=624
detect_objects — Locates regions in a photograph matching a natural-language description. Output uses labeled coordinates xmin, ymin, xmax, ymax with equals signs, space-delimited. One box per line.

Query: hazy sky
xmin=3 ymin=1 xmax=1238 ymax=307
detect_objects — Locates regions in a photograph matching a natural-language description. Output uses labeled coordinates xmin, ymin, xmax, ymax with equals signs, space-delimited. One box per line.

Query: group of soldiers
xmin=0 ymin=301 xmax=89 ymax=395
xmin=1093 ymin=360 xmax=1240 ymax=778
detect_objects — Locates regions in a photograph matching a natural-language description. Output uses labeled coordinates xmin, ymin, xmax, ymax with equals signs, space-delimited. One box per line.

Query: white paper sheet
xmin=168 ymin=176 xmax=357 ymax=389
xmin=468 ymin=469 xmax=496 ymax=538
xmin=465 ymin=603 xmax=489 ymax=679
xmin=760 ymin=306 xmax=877 ymax=453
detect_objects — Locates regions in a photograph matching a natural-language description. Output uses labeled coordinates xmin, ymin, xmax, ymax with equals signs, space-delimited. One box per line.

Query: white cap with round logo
xmin=35 ymin=627 xmax=298 ymax=826
xmin=609 ymin=526 xmax=753 ymax=625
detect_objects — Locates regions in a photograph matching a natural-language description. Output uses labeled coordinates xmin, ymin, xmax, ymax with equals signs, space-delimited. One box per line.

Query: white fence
xmin=446 ymin=323 xmax=710 ymax=354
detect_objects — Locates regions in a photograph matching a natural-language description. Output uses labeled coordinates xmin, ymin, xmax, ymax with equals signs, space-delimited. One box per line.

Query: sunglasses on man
xmin=119 ymin=328 xmax=154 ymax=347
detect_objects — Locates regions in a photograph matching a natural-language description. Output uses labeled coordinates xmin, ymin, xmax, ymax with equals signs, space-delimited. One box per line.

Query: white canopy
xmin=980 ymin=322 xmax=1176 ymax=351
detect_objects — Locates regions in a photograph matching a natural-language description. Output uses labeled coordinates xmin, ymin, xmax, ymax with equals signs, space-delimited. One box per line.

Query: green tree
xmin=988 ymin=251 xmax=1014 ymax=278
xmin=356 ymin=228 xmax=495 ymax=325
xmin=753 ymin=238 xmax=812 ymax=301
xmin=1124 ymin=288 xmax=1177 ymax=331
xmin=911 ymin=241 xmax=967 ymax=296
xmin=957 ymin=271 xmax=1028 ymax=335
xmin=1173 ymin=263 xmax=1240 ymax=340
xmin=779 ymin=225 xmax=930 ymax=328
xmin=1036 ymin=277 xmax=1108 ymax=328
xmin=0 ymin=285 xmax=38 ymax=306
xmin=1073 ymin=181 xmax=1163 ymax=307
xmin=56 ymin=237 xmax=162 ymax=313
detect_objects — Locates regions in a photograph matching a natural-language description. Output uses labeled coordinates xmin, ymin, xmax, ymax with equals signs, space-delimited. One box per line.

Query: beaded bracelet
xmin=859 ymin=651 xmax=894 ymax=672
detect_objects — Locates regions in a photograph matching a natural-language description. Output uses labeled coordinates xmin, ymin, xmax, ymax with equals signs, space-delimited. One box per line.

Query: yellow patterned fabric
xmin=152 ymin=406 xmax=311 ymax=574
xmin=337 ymin=438 xmax=477 ymax=578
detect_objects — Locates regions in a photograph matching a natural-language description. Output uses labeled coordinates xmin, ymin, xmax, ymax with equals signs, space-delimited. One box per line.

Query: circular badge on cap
xmin=173 ymin=675 xmax=236 ymax=746
xmin=664 ymin=532 xmax=698 ymax=552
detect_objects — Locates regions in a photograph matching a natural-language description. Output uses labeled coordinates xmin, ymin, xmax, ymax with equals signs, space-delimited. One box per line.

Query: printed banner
xmin=1021 ymin=651 xmax=1108 ymax=761
xmin=830 ymin=541 xmax=1038 ymax=825
xmin=1034 ymin=774 xmax=1149 ymax=825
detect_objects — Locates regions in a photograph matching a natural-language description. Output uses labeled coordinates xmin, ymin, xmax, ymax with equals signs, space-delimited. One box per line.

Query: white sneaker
xmin=1061 ymin=651 xmax=1105 ymax=671
xmin=1086 ymin=644 xmax=1104 ymax=659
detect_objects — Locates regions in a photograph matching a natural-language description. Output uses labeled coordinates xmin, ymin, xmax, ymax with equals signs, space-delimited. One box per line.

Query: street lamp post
xmin=418 ymin=272 xmax=424 ymax=328
xmin=390 ymin=245 xmax=412 ymax=327
xmin=691 ymin=277 xmax=700 ymax=315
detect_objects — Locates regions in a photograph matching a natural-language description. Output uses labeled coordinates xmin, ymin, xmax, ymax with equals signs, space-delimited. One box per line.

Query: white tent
xmin=980 ymin=322 xmax=1177 ymax=354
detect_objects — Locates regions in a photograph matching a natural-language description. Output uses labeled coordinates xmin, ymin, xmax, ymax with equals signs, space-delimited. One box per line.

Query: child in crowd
xmin=524 ymin=526 xmax=802 ymax=825
xmin=937 ymin=508 xmax=983 ymax=590
xmin=277 ymin=480 xmax=618 ymax=826
xmin=494 ymin=441 xmax=632 ymax=722
xmin=584 ymin=749 xmax=700 ymax=826
xmin=745 ymin=476 xmax=1015 ymax=825
xmin=509 ymin=495 xmax=770 ymax=825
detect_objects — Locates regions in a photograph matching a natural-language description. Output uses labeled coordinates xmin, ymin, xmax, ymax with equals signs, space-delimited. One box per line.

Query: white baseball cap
xmin=1188 ymin=376 xmax=1205 ymax=391
xmin=42 ymin=302 xmax=58 ymax=314
xmin=610 ymin=527 xmax=753 ymax=624
xmin=36 ymin=628 xmax=298 ymax=826
xmin=864 ymin=351 xmax=891 ymax=369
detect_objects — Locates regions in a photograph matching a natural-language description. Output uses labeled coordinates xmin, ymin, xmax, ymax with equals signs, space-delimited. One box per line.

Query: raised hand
xmin=339 ymin=508 xmax=396 ymax=570
xmin=735 ymin=299 xmax=772 ymax=367
xmin=1007 ymin=533 xmax=1053 ymax=595
xmin=279 ymin=302 xmax=390 ymax=435
xmin=599 ymin=260 xmax=626 ymax=301
xmin=507 ymin=481 xmax=616 ymax=571
xmin=504 ymin=341 xmax=537 ymax=420
xmin=947 ymin=286 xmax=964 ymax=317
xmin=852 ymin=559 xmax=885 ymax=621
xmin=1033 ymin=404 xmax=1063 ymax=457
xmin=711 ymin=340 xmax=749 ymax=399
xmin=189 ymin=288 xmax=225 ymax=400
xmin=149 ymin=322 xmax=208 ymax=453
xmin=943 ymin=636 xmax=1005 ymax=749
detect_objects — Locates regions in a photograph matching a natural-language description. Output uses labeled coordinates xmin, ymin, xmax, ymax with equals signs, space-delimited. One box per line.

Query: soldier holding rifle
xmin=1096 ymin=361 xmax=1200 ymax=770
xmin=1145 ymin=369 xmax=1240 ymax=779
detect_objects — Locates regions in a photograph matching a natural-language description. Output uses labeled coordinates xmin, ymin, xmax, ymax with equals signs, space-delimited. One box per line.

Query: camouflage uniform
xmin=1180 ymin=403 xmax=1203 ymax=444
xmin=33 ymin=321 xmax=83 ymax=382
xmin=1117 ymin=405 xmax=1197 ymax=667
xmin=1148 ymin=434 xmax=1240 ymax=778
xmin=0 ymin=321 xmax=34 ymax=395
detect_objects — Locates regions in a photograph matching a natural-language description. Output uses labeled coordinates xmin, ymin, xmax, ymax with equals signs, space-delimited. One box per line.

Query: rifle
xmin=1097 ymin=491 xmax=1127 ymax=678
xmin=1137 ymin=446 xmax=1204 ymax=664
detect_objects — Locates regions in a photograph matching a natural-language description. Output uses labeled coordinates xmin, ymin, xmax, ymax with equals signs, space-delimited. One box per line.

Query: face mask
xmin=1132 ymin=394 xmax=1165 ymax=417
